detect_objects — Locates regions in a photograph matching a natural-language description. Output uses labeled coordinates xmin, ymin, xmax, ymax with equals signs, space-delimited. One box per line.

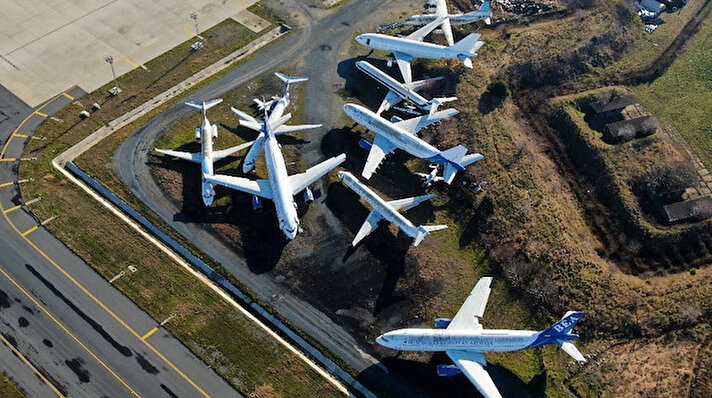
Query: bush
xmin=486 ymin=79 xmax=512 ymax=101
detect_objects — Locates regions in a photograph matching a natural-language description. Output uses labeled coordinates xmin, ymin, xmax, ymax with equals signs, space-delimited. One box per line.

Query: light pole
xmin=190 ymin=12 xmax=203 ymax=50
xmin=105 ymin=55 xmax=120 ymax=95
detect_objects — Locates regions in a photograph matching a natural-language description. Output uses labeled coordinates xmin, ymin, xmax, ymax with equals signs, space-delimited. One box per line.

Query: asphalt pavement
xmin=0 ymin=88 xmax=240 ymax=397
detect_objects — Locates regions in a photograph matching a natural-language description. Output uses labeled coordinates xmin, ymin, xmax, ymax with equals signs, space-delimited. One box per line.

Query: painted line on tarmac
xmin=0 ymin=322 xmax=66 ymax=397
xmin=141 ymin=327 xmax=158 ymax=341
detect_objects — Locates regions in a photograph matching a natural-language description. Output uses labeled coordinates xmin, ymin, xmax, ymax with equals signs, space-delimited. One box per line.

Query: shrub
xmin=486 ymin=79 xmax=511 ymax=101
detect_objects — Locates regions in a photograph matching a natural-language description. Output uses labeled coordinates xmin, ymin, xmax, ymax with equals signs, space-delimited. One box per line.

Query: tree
xmin=486 ymin=79 xmax=511 ymax=101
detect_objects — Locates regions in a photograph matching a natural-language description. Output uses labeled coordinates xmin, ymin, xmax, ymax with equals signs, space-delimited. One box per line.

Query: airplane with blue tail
xmin=377 ymin=277 xmax=586 ymax=398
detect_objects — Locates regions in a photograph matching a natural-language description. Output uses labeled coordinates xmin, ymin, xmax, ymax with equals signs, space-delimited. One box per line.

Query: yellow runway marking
xmin=183 ymin=27 xmax=195 ymax=36
xmin=0 ymin=182 xmax=13 ymax=188
xmin=0 ymin=266 xmax=141 ymax=397
xmin=0 ymin=158 xmax=16 ymax=162
xmin=62 ymin=92 xmax=74 ymax=100
xmin=141 ymin=327 xmax=158 ymax=341
xmin=236 ymin=0 xmax=250 ymax=7
xmin=0 ymin=92 xmax=212 ymax=398
xmin=21 ymin=226 xmax=38 ymax=237
xmin=0 ymin=328 xmax=65 ymax=397
xmin=125 ymin=58 xmax=139 ymax=68
xmin=13 ymin=133 xmax=28 ymax=138
xmin=4 ymin=205 xmax=21 ymax=214
xmin=34 ymin=111 xmax=47 ymax=118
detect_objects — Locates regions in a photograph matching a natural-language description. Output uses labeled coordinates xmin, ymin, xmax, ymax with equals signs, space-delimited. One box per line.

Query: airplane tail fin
xmin=186 ymin=98 xmax=223 ymax=115
xmin=275 ymin=72 xmax=308 ymax=96
xmin=414 ymin=224 xmax=448 ymax=246
xmin=479 ymin=1 xmax=491 ymax=15
xmin=430 ymin=97 xmax=458 ymax=113
xmin=452 ymin=34 xmax=484 ymax=68
xmin=530 ymin=311 xmax=586 ymax=362
xmin=544 ymin=311 xmax=585 ymax=336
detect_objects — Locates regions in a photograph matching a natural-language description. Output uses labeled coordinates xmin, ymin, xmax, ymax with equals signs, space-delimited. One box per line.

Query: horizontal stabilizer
xmin=204 ymin=173 xmax=273 ymax=199
xmin=254 ymin=98 xmax=274 ymax=110
xmin=185 ymin=98 xmax=223 ymax=113
xmin=239 ymin=119 xmax=262 ymax=132
xmin=155 ymin=149 xmax=200 ymax=163
xmin=212 ymin=140 xmax=254 ymax=162
xmin=231 ymin=107 xmax=259 ymax=124
xmin=275 ymin=72 xmax=308 ymax=85
xmin=387 ymin=194 xmax=436 ymax=211
xmin=558 ymin=340 xmax=586 ymax=363
xmin=413 ymin=224 xmax=447 ymax=246
xmin=394 ymin=108 xmax=458 ymax=134
xmin=451 ymin=33 xmax=482 ymax=54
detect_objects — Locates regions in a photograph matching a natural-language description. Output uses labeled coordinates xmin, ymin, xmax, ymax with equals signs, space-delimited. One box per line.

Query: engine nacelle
xmin=303 ymin=187 xmax=314 ymax=204
xmin=387 ymin=58 xmax=394 ymax=68
xmin=437 ymin=364 xmax=461 ymax=377
xmin=211 ymin=124 xmax=218 ymax=138
xmin=251 ymin=195 xmax=263 ymax=213
xmin=434 ymin=318 xmax=452 ymax=329
xmin=390 ymin=115 xmax=403 ymax=123
xmin=195 ymin=127 xmax=201 ymax=140
xmin=359 ymin=138 xmax=373 ymax=150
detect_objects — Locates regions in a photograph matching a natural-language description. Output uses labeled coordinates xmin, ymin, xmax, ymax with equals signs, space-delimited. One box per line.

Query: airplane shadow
xmin=361 ymin=355 xmax=543 ymax=398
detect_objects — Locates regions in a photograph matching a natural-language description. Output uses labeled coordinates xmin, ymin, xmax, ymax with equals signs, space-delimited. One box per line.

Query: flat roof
xmin=664 ymin=196 xmax=712 ymax=223
xmin=591 ymin=94 xmax=638 ymax=114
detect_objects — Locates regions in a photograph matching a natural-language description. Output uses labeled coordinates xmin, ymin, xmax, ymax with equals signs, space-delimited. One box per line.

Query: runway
xmin=0 ymin=88 xmax=240 ymax=397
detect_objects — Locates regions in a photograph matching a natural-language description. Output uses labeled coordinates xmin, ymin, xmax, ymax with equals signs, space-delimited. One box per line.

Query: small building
xmin=591 ymin=94 xmax=639 ymax=119
xmin=604 ymin=115 xmax=659 ymax=143
xmin=636 ymin=0 xmax=666 ymax=17
xmin=663 ymin=197 xmax=712 ymax=223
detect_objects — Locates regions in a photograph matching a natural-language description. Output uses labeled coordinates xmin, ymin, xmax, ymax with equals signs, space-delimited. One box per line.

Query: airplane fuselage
xmin=200 ymin=117 xmax=216 ymax=206
xmin=345 ymin=104 xmax=443 ymax=161
xmin=377 ymin=328 xmax=543 ymax=353
xmin=355 ymin=61 xmax=429 ymax=108
xmin=243 ymin=96 xmax=290 ymax=172
xmin=356 ymin=34 xmax=471 ymax=60
xmin=263 ymin=128 xmax=300 ymax=239
xmin=406 ymin=13 xmax=489 ymax=26
xmin=338 ymin=171 xmax=421 ymax=239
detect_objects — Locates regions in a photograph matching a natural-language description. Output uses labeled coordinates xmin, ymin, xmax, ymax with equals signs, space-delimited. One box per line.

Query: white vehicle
xmin=337 ymin=171 xmax=447 ymax=246
xmin=231 ymin=72 xmax=322 ymax=173
xmin=344 ymin=103 xmax=483 ymax=184
xmin=355 ymin=60 xmax=456 ymax=115
xmin=355 ymin=16 xmax=484 ymax=83
xmin=415 ymin=164 xmax=444 ymax=187
xmin=406 ymin=1 xmax=493 ymax=45
xmin=377 ymin=277 xmax=586 ymax=398
xmin=155 ymin=99 xmax=253 ymax=206
xmin=205 ymin=108 xmax=346 ymax=239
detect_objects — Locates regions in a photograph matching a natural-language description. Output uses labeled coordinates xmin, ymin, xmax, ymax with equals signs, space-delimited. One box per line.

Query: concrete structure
xmin=604 ymin=115 xmax=659 ymax=143
xmin=664 ymin=197 xmax=712 ymax=223
xmin=0 ymin=0 xmax=259 ymax=107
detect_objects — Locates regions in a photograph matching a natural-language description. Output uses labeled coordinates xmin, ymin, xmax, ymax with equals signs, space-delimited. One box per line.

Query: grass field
xmin=632 ymin=13 xmax=712 ymax=169
xmin=19 ymin=10 xmax=343 ymax=398
xmin=0 ymin=373 xmax=24 ymax=398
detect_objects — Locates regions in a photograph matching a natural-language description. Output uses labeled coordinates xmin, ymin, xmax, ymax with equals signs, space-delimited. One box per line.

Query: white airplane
xmin=205 ymin=108 xmax=346 ymax=239
xmin=377 ymin=277 xmax=586 ymax=398
xmin=415 ymin=164 xmax=444 ymax=187
xmin=155 ymin=99 xmax=253 ymax=206
xmin=337 ymin=171 xmax=447 ymax=246
xmin=343 ymin=103 xmax=483 ymax=184
xmin=355 ymin=15 xmax=484 ymax=83
xmin=406 ymin=1 xmax=493 ymax=46
xmin=355 ymin=60 xmax=457 ymax=115
xmin=231 ymin=72 xmax=322 ymax=173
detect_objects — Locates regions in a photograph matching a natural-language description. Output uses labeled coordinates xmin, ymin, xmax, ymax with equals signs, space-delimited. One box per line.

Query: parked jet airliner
xmin=406 ymin=0 xmax=493 ymax=45
xmin=355 ymin=60 xmax=456 ymax=115
xmin=205 ymin=107 xmax=345 ymax=239
xmin=377 ymin=277 xmax=586 ymax=398
xmin=356 ymin=15 xmax=484 ymax=83
xmin=155 ymin=99 xmax=253 ymax=206
xmin=338 ymin=171 xmax=447 ymax=246
xmin=343 ymin=103 xmax=483 ymax=183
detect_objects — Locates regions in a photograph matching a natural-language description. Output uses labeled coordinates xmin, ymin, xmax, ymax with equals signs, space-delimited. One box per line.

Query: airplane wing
xmin=212 ymin=141 xmax=254 ymax=162
xmin=377 ymin=90 xmax=404 ymax=115
xmin=407 ymin=15 xmax=446 ymax=41
xmin=362 ymin=134 xmax=398 ymax=179
xmin=446 ymin=350 xmax=502 ymax=398
xmin=447 ymin=277 xmax=493 ymax=330
xmin=288 ymin=154 xmax=346 ymax=196
xmin=441 ymin=17 xmax=454 ymax=46
xmin=394 ymin=108 xmax=459 ymax=134
xmin=155 ymin=149 xmax=200 ymax=163
xmin=387 ymin=194 xmax=436 ymax=211
xmin=392 ymin=52 xmax=414 ymax=84
xmin=204 ymin=174 xmax=273 ymax=199
xmin=231 ymin=107 xmax=259 ymax=124
xmin=274 ymin=123 xmax=322 ymax=134
xmin=352 ymin=209 xmax=384 ymax=246
xmin=269 ymin=113 xmax=292 ymax=131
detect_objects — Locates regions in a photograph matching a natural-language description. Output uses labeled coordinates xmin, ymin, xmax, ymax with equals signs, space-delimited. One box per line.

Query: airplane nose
xmin=355 ymin=35 xmax=365 ymax=45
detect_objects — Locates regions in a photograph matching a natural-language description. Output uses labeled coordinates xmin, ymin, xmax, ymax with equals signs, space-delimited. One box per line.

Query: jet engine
xmin=251 ymin=195 xmax=263 ymax=213
xmin=303 ymin=187 xmax=314 ymax=204
xmin=211 ymin=124 xmax=218 ymax=138
xmin=195 ymin=127 xmax=201 ymax=140
xmin=387 ymin=58 xmax=394 ymax=68
xmin=437 ymin=364 xmax=461 ymax=377
xmin=434 ymin=318 xmax=452 ymax=329
xmin=359 ymin=138 xmax=373 ymax=150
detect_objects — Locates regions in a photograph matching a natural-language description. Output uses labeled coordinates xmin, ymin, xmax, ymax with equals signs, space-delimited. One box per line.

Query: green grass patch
xmin=0 ymin=373 xmax=24 ymax=398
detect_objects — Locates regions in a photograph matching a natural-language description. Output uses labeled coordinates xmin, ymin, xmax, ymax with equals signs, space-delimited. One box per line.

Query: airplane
xmin=355 ymin=14 xmax=485 ymax=83
xmin=343 ymin=103 xmax=483 ymax=184
xmin=204 ymin=107 xmax=346 ymax=239
xmin=337 ymin=171 xmax=447 ymax=246
xmin=155 ymin=99 xmax=253 ymax=206
xmin=231 ymin=72 xmax=322 ymax=173
xmin=355 ymin=60 xmax=457 ymax=115
xmin=415 ymin=164 xmax=444 ymax=187
xmin=406 ymin=1 xmax=493 ymax=46
xmin=376 ymin=277 xmax=586 ymax=398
